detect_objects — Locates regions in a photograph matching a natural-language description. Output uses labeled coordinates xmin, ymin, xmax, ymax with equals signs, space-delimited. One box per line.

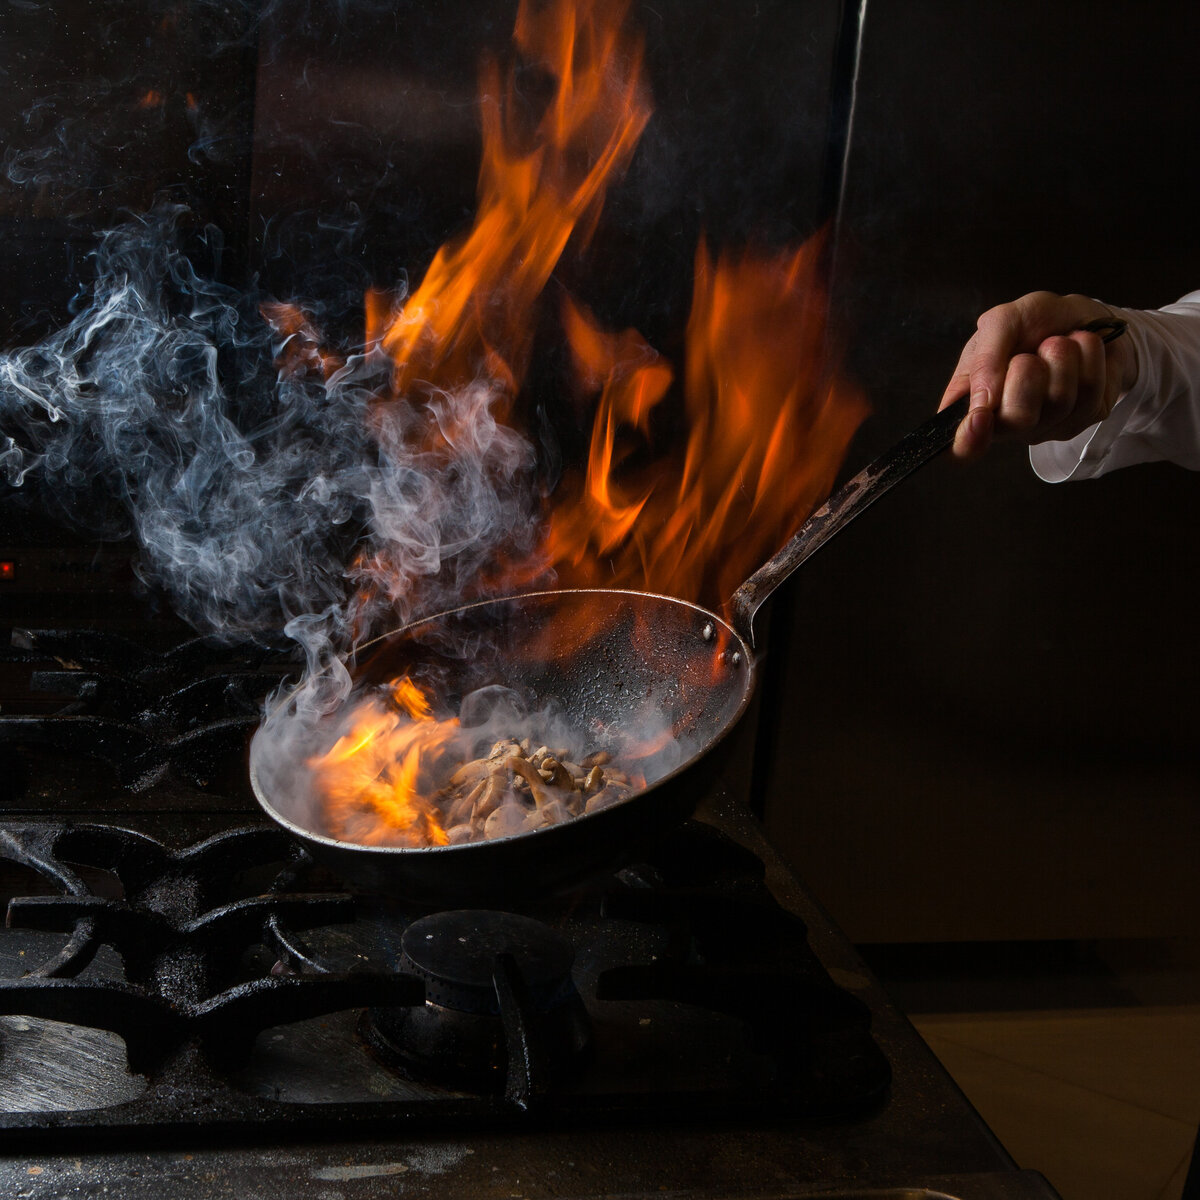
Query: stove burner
xmin=400 ymin=910 xmax=576 ymax=1011
xmin=0 ymin=819 xmax=893 ymax=1139
xmin=367 ymin=910 xmax=591 ymax=1100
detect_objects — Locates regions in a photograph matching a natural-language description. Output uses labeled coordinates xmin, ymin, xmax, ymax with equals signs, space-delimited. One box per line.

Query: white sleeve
xmin=1029 ymin=291 xmax=1200 ymax=482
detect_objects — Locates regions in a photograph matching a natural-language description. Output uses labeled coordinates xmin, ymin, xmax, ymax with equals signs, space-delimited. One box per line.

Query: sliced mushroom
xmin=410 ymin=733 xmax=639 ymax=847
xmin=520 ymin=798 xmax=572 ymax=833
xmin=445 ymin=777 xmax=486 ymax=825
xmin=538 ymin=756 xmax=575 ymax=791
xmin=484 ymin=803 xmax=528 ymax=840
xmin=506 ymin=756 xmax=553 ymax=807
xmin=584 ymin=786 xmax=628 ymax=815
xmin=448 ymin=758 xmax=490 ymax=788
xmin=470 ymin=769 xmax=507 ymax=824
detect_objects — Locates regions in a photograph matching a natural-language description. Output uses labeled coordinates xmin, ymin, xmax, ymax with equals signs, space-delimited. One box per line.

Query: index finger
xmin=939 ymin=338 xmax=994 ymax=458
xmin=939 ymin=300 xmax=1041 ymax=415
xmin=939 ymin=338 xmax=977 ymax=411
xmin=964 ymin=304 xmax=1027 ymax=416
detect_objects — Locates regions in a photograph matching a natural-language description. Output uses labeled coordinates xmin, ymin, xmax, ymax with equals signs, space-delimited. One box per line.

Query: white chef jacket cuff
xmin=1029 ymin=295 xmax=1200 ymax=482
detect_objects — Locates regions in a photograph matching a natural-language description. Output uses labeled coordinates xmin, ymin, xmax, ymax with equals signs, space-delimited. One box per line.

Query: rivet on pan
xmin=701 ymin=622 xmax=715 ymax=642
xmin=730 ymin=651 xmax=742 ymax=667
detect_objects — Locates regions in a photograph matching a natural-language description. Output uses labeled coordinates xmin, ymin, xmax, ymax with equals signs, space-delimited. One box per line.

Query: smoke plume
xmin=0 ymin=205 xmax=541 ymax=709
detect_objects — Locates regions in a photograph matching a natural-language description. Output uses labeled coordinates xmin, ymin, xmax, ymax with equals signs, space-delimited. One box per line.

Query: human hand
xmin=939 ymin=291 xmax=1137 ymax=459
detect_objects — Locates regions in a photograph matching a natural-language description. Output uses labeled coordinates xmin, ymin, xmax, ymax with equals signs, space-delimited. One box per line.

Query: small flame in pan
xmin=309 ymin=676 xmax=458 ymax=847
xmin=306 ymin=672 xmax=653 ymax=848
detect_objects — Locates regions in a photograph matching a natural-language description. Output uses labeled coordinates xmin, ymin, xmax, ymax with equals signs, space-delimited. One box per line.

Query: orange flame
xmin=307 ymin=0 xmax=869 ymax=847
xmin=366 ymin=0 xmax=650 ymax=408
xmin=544 ymin=236 xmax=868 ymax=611
xmin=307 ymin=677 xmax=457 ymax=847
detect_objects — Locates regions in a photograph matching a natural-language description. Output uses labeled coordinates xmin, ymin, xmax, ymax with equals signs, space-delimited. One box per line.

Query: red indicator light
xmin=0 ymin=561 xmax=14 ymax=581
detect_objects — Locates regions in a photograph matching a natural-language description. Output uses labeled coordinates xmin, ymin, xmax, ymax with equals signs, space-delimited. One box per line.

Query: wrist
xmin=1111 ymin=335 xmax=1138 ymax=410
xmin=1089 ymin=302 xmax=1138 ymax=418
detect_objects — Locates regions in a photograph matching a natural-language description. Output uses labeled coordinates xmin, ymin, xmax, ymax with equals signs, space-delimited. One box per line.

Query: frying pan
xmin=250 ymin=395 xmax=969 ymax=903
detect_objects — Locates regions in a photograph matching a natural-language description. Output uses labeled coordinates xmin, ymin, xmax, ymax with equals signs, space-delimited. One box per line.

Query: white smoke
xmin=0 ymin=206 xmax=542 ymax=712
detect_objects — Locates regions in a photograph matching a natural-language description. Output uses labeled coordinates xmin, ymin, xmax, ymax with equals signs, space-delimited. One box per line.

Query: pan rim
xmin=354 ymin=587 xmax=747 ymax=655
xmin=250 ymin=588 xmax=755 ymax=858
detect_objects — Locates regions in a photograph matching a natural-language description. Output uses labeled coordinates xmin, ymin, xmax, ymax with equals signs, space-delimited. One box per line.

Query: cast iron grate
xmin=0 ymin=627 xmax=295 ymax=791
xmin=0 ymin=820 xmax=891 ymax=1144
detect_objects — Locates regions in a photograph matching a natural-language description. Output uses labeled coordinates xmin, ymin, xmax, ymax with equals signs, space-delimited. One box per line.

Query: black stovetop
xmin=0 ymin=626 xmax=1060 ymax=1199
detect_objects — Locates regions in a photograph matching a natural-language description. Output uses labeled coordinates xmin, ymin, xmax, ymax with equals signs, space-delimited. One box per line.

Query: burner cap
xmin=400 ymin=909 xmax=575 ymax=1014
xmin=368 ymin=909 xmax=590 ymax=1090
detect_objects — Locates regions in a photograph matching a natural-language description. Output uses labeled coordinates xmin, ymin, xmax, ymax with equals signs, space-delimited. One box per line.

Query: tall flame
xmin=545 ymin=236 xmax=868 ymax=610
xmin=304 ymin=0 xmax=869 ymax=849
xmin=355 ymin=0 xmax=866 ymax=616
xmin=365 ymin=0 xmax=651 ymax=406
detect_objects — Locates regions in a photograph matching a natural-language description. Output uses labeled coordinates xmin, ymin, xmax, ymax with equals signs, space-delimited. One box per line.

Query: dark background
xmin=1 ymin=0 xmax=1196 ymax=942
xmin=760 ymin=0 xmax=1200 ymax=942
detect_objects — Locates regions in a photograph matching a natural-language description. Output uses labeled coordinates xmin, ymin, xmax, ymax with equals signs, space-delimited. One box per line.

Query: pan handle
xmin=729 ymin=317 xmax=1129 ymax=647
xmin=729 ymin=394 xmax=969 ymax=648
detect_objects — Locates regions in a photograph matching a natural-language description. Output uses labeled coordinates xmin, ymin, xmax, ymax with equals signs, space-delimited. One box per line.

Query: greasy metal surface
xmin=2 ymin=627 xmax=291 ymax=795
xmin=0 ymin=824 xmax=428 ymax=1094
xmin=0 ymin=624 xmax=1051 ymax=1197
xmin=399 ymin=909 xmax=575 ymax=1000
xmin=0 ymin=1017 xmax=146 ymax=1112
xmin=0 ymin=1156 xmax=1062 ymax=1200
xmin=0 ymin=816 xmax=890 ymax=1137
xmin=0 ymin=795 xmax=1057 ymax=1198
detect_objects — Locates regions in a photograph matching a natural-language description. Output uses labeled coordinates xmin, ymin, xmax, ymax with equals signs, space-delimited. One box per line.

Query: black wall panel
xmin=760 ymin=0 xmax=1200 ymax=941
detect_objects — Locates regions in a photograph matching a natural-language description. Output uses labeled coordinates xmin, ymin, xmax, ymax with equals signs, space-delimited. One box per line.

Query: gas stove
xmin=1 ymin=0 xmax=1066 ymax=1189
xmin=0 ymin=624 xmax=1060 ymax=1198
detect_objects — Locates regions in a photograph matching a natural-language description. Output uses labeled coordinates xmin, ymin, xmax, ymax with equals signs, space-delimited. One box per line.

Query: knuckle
xmin=1039 ymin=334 xmax=1076 ymax=358
xmin=1013 ymin=290 xmax=1061 ymax=320
xmin=976 ymin=303 xmax=1015 ymax=334
xmin=1038 ymin=335 xmax=1080 ymax=377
